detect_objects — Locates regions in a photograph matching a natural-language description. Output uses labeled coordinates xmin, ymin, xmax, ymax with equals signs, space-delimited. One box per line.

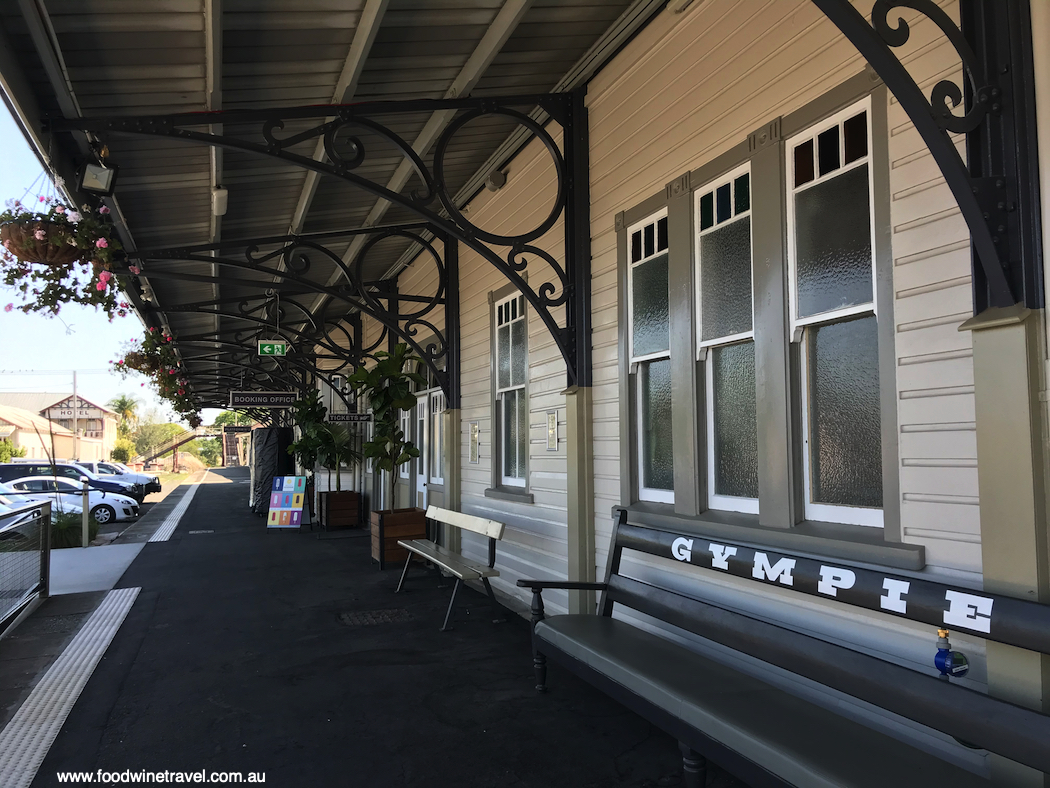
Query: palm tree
xmin=108 ymin=394 xmax=140 ymax=437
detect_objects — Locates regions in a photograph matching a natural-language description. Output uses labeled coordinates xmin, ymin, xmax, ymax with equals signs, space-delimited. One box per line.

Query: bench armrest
xmin=517 ymin=580 xmax=608 ymax=626
xmin=516 ymin=580 xmax=607 ymax=591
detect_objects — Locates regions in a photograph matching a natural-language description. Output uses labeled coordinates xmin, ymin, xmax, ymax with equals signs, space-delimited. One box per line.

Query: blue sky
xmin=0 ymin=106 xmax=220 ymax=425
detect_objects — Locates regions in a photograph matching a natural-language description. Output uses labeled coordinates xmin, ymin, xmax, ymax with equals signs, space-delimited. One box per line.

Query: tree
xmin=133 ymin=420 xmax=184 ymax=459
xmin=0 ymin=438 xmax=27 ymax=463
xmin=212 ymin=410 xmax=253 ymax=427
xmin=183 ymin=437 xmax=221 ymax=467
xmin=110 ymin=437 xmax=136 ymax=463
xmin=108 ymin=394 xmax=141 ymax=437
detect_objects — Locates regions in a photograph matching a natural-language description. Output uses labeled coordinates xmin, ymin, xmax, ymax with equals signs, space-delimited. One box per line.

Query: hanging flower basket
xmin=1 ymin=198 xmax=126 ymax=319
xmin=0 ymin=220 xmax=87 ymax=266
xmin=112 ymin=328 xmax=202 ymax=428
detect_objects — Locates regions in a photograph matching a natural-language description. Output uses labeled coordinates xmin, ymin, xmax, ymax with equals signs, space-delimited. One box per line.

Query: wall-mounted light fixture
xmin=77 ymin=162 xmax=118 ymax=196
xmin=212 ymin=187 xmax=228 ymax=216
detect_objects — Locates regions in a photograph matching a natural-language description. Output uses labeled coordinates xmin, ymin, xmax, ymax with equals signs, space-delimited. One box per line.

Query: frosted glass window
xmin=700 ymin=216 xmax=752 ymax=341
xmin=807 ymin=316 xmax=882 ymax=507
xmin=503 ymin=389 xmax=520 ymax=480
xmin=495 ymin=293 xmax=527 ymax=485
xmin=631 ymin=254 xmax=670 ymax=357
xmin=640 ymin=359 xmax=674 ymax=492
xmin=711 ymin=342 xmax=758 ymax=499
xmin=794 ymin=164 xmax=872 ymax=318
xmin=497 ymin=324 xmax=511 ymax=389
xmin=511 ymin=319 xmax=526 ymax=386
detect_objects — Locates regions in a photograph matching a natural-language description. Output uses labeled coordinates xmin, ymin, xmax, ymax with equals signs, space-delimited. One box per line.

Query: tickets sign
xmin=267 ymin=475 xmax=306 ymax=529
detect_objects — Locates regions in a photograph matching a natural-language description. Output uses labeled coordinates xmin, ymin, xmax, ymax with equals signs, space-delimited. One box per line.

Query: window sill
xmin=485 ymin=486 xmax=534 ymax=505
xmin=615 ymin=503 xmax=925 ymax=571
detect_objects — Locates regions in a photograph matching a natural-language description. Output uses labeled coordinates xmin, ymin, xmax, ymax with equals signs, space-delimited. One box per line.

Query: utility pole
xmin=72 ymin=370 xmax=79 ymax=459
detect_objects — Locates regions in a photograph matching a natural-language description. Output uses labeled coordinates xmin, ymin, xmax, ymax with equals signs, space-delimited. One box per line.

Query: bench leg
xmin=533 ymin=649 xmax=547 ymax=692
xmin=679 ymin=743 xmax=706 ymax=788
xmin=395 ymin=552 xmax=413 ymax=593
xmin=481 ymin=577 xmax=508 ymax=624
xmin=440 ymin=578 xmax=462 ymax=632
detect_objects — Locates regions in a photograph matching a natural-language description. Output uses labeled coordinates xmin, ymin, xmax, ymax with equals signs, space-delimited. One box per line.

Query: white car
xmin=6 ymin=476 xmax=140 ymax=525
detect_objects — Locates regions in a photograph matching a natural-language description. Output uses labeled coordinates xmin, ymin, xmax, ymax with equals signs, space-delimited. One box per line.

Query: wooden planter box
xmin=371 ymin=508 xmax=427 ymax=569
xmin=319 ymin=490 xmax=361 ymax=530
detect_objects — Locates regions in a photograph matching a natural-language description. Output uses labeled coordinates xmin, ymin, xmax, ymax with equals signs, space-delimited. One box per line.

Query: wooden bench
xmin=395 ymin=505 xmax=506 ymax=631
xmin=517 ymin=510 xmax=1050 ymax=788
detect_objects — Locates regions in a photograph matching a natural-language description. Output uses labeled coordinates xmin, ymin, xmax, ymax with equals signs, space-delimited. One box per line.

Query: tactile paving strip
xmin=148 ymin=470 xmax=209 ymax=543
xmin=0 ymin=586 xmax=140 ymax=788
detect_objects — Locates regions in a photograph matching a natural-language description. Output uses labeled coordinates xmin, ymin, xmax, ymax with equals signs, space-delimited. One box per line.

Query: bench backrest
xmin=425 ymin=505 xmax=505 ymax=540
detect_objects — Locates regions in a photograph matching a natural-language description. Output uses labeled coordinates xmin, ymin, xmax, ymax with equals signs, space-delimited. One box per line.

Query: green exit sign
xmin=258 ymin=340 xmax=289 ymax=356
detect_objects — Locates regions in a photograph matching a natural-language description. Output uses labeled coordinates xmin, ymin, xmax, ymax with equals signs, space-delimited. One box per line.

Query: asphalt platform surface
xmin=28 ymin=467 xmax=745 ymax=788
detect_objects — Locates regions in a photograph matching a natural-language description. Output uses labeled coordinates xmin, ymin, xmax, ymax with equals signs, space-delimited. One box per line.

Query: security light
xmin=77 ymin=162 xmax=118 ymax=196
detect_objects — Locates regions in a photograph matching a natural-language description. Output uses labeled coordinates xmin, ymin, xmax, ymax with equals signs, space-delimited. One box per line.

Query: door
xmin=415 ymin=394 xmax=428 ymax=509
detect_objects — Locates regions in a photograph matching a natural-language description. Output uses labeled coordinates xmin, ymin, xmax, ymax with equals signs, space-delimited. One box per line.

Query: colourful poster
xmin=267 ymin=475 xmax=306 ymax=530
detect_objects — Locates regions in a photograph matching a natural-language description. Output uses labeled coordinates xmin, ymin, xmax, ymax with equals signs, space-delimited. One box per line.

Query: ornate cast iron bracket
xmin=813 ymin=0 xmax=1041 ymax=310
xmin=46 ymin=91 xmax=591 ymax=390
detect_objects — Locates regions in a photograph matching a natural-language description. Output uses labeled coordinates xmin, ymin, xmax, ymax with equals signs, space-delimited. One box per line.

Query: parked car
xmin=5 ymin=477 xmax=140 ymax=525
xmin=0 ymin=461 xmax=144 ymax=502
xmin=73 ymin=460 xmax=161 ymax=497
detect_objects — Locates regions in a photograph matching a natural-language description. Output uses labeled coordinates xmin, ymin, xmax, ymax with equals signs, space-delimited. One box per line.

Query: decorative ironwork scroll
xmin=47 ymin=91 xmax=592 ymax=395
xmin=813 ymin=0 xmax=1041 ymax=310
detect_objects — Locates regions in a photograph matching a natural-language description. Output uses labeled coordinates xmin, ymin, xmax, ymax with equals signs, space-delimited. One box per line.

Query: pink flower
xmin=149 ymin=327 xmax=156 ymax=333
xmin=128 ymin=265 xmax=140 ymax=275
xmin=178 ymin=389 xmax=185 ymax=395
xmin=140 ymin=383 xmax=145 ymax=387
xmin=3 ymin=304 xmax=12 ymax=313
xmin=67 ymin=211 xmax=81 ymax=223
xmin=117 ymin=359 xmax=124 ymax=365
xmin=96 ymin=238 xmax=109 ymax=249
xmin=169 ymin=369 xmax=176 ymax=375
xmin=99 ymin=205 xmax=110 ymax=215
xmin=54 ymin=204 xmax=65 ymax=214
xmin=34 ymin=229 xmax=46 ymax=240
xmin=99 ymin=270 xmax=112 ymax=284
xmin=38 ymin=196 xmax=46 ymax=203
xmin=96 ymin=281 xmax=106 ymax=291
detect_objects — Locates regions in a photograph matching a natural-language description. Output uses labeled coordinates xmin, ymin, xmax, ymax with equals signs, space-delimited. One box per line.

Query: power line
xmin=0 ymin=369 xmax=112 ymax=374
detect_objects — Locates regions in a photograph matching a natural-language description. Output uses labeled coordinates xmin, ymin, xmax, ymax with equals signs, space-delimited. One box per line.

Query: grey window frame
xmin=485 ymin=280 xmax=534 ymax=504
xmin=616 ymin=73 xmax=919 ymax=571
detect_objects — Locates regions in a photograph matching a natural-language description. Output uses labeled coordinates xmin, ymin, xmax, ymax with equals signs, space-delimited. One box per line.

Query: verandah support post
xmin=443 ymin=236 xmax=462 ymax=553
xmin=563 ymin=87 xmax=595 ymax=614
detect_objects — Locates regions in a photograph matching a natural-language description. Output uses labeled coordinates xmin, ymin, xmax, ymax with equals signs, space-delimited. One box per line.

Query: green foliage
xmin=133 ymin=421 xmax=183 ymax=458
xmin=183 ymin=437 xmax=221 ymax=467
xmin=108 ymin=394 xmax=140 ymax=437
xmin=213 ymin=410 xmax=254 ymax=427
xmin=286 ymin=389 xmax=329 ymax=478
xmin=0 ymin=438 xmax=27 ymax=463
xmin=110 ymin=437 xmax=135 ymax=463
xmin=313 ymin=424 xmax=361 ymax=492
xmin=51 ymin=510 xmax=99 ymax=549
xmin=346 ymin=344 xmax=425 ymax=507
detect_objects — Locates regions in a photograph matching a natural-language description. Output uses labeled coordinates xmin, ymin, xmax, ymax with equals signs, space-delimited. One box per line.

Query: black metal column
xmin=564 ymin=86 xmax=592 ymax=388
xmin=445 ymin=234 xmax=461 ymax=410
xmin=962 ymin=0 xmax=1043 ymax=312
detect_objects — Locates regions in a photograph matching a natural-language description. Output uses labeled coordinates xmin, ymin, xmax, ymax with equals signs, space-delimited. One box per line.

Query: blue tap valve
xmin=934 ymin=629 xmax=969 ymax=680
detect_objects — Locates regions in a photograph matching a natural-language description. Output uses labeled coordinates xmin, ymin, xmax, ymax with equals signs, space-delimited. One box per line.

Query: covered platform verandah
xmin=2 ymin=468 xmax=745 ymax=788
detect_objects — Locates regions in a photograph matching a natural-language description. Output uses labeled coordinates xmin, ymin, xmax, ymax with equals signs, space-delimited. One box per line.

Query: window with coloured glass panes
xmin=694 ymin=164 xmax=758 ymax=514
xmin=628 ymin=210 xmax=674 ymax=504
xmin=495 ymin=294 xmax=528 ymax=487
xmin=787 ymin=96 xmax=883 ymax=527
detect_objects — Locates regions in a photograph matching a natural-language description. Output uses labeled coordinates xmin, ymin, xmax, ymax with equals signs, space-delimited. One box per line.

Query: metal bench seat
xmin=395 ymin=539 xmax=497 ymax=581
xmin=536 ymin=615 xmax=989 ymax=788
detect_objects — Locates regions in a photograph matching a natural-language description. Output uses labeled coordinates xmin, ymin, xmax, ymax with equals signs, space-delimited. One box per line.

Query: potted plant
xmin=1 ymin=197 xmax=129 ymax=319
xmin=314 ymin=423 xmax=363 ymax=530
xmin=286 ymin=388 xmax=325 ymax=522
xmin=346 ymin=343 xmax=426 ymax=567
